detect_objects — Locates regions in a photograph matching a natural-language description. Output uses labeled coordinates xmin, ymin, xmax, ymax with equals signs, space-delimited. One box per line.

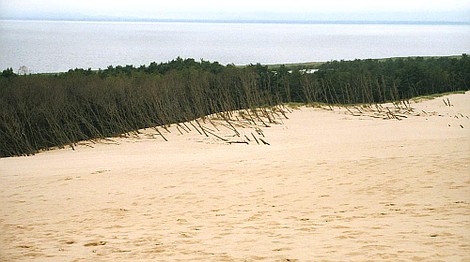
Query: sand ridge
xmin=0 ymin=92 xmax=469 ymax=261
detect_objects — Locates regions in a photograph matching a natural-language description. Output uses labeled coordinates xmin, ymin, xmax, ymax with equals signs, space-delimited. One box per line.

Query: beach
xmin=1 ymin=92 xmax=469 ymax=261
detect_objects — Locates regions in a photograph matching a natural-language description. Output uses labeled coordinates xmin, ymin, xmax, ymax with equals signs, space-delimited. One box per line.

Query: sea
xmin=1 ymin=20 xmax=469 ymax=73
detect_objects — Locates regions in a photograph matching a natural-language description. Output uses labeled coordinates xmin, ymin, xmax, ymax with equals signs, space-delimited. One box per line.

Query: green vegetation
xmin=265 ymin=55 xmax=463 ymax=71
xmin=266 ymin=61 xmax=325 ymax=71
xmin=411 ymin=90 xmax=467 ymax=102
xmin=1 ymin=55 xmax=469 ymax=157
xmin=1 ymin=68 xmax=16 ymax=78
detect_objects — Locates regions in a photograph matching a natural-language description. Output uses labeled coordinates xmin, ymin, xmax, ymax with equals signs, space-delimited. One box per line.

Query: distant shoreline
xmin=1 ymin=18 xmax=469 ymax=25
xmin=10 ymin=54 xmax=466 ymax=75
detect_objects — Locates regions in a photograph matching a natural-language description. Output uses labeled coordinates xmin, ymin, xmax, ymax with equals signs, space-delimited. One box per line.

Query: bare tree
xmin=18 ymin=65 xmax=30 ymax=75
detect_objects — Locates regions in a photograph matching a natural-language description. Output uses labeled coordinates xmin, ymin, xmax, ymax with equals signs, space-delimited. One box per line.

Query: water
xmin=1 ymin=20 xmax=469 ymax=73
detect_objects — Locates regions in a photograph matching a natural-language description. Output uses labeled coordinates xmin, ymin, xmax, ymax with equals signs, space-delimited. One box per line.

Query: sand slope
xmin=1 ymin=92 xmax=469 ymax=261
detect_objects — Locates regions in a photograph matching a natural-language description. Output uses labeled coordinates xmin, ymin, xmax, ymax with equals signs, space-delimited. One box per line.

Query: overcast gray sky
xmin=1 ymin=0 xmax=469 ymax=22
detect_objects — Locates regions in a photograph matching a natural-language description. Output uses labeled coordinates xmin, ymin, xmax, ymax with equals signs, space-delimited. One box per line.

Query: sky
xmin=1 ymin=0 xmax=469 ymax=22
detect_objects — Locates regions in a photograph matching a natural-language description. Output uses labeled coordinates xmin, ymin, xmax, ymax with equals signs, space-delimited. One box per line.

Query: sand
xmin=1 ymin=92 xmax=469 ymax=261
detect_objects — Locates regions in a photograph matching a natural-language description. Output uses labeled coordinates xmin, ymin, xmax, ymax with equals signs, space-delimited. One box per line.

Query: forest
xmin=1 ymin=55 xmax=469 ymax=157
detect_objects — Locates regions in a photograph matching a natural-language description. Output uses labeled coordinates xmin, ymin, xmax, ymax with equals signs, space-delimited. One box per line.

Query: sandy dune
xmin=1 ymin=92 xmax=469 ymax=261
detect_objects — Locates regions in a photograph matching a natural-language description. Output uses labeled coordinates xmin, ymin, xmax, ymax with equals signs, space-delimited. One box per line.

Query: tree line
xmin=1 ymin=55 xmax=469 ymax=157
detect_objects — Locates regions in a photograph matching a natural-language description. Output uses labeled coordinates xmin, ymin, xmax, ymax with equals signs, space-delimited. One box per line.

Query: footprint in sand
xmin=272 ymin=247 xmax=292 ymax=252
xmin=91 ymin=169 xmax=110 ymax=175
xmin=84 ymin=241 xmax=107 ymax=247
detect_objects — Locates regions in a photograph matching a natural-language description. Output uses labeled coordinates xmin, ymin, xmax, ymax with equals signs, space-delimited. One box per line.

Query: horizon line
xmin=2 ymin=17 xmax=470 ymax=25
